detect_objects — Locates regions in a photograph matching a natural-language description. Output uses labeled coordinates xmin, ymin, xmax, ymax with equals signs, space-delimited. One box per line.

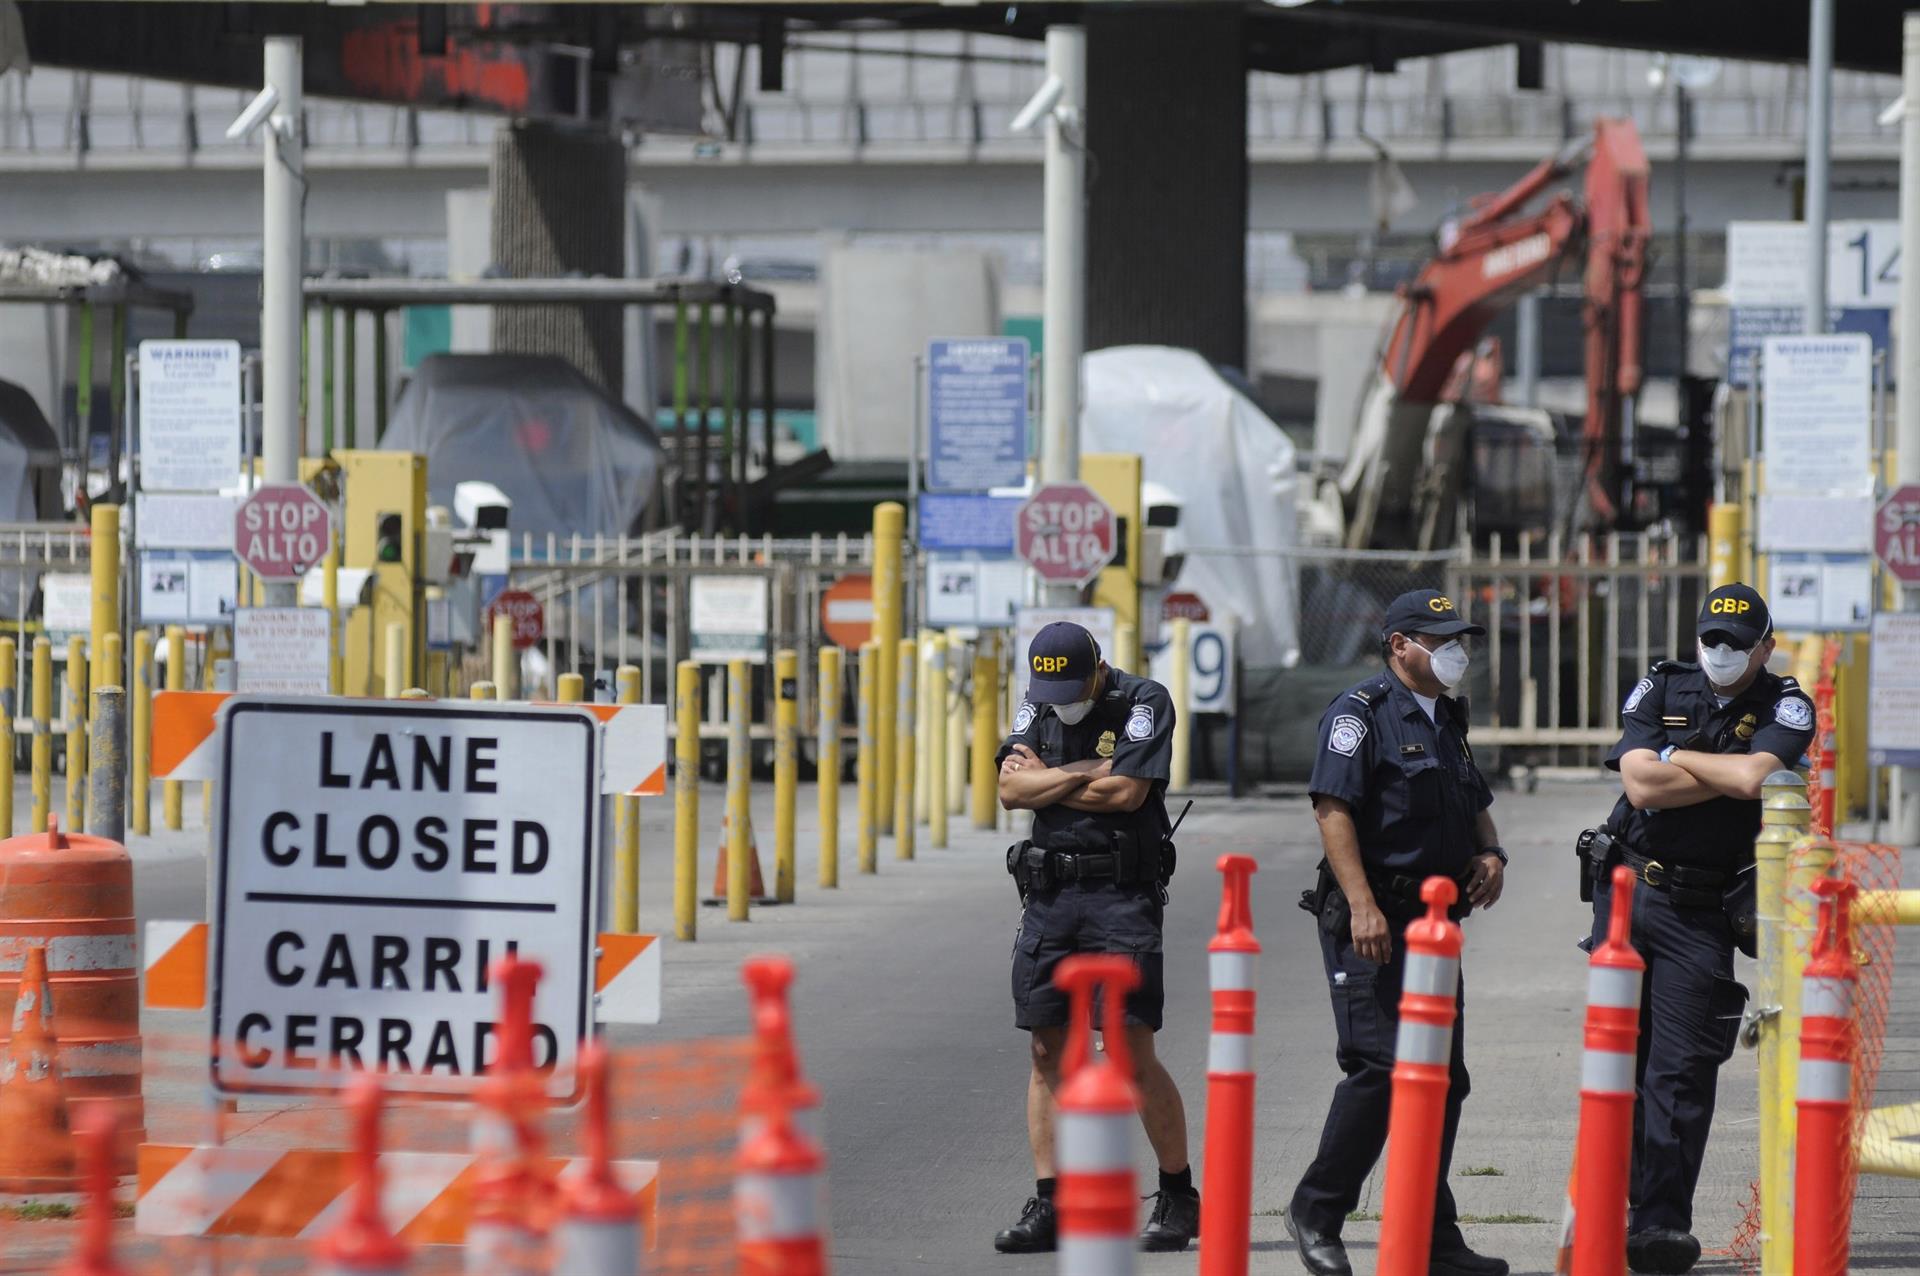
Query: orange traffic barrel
xmin=0 ymin=816 xmax=144 ymax=1174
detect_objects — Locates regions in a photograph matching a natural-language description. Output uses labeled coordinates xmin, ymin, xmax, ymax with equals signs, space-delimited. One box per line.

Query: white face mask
xmin=1427 ymin=639 xmax=1470 ymax=689
xmin=1699 ymin=641 xmax=1753 ymax=688
xmin=1054 ymin=698 xmax=1096 ymax=725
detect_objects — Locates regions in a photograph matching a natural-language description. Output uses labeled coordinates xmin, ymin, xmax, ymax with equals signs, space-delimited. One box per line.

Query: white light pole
xmin=1894 ymin=15 xmax=1920 ymax=840
xmin=260 ymin=36 xmax=304 ymax=606
xmin=1805 ymin=0 xmax=1834 ymax=335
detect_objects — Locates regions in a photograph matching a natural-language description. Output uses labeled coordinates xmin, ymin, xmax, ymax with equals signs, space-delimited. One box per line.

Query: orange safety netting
xmin=0 ymin=1030 xmax=753 ymax=1275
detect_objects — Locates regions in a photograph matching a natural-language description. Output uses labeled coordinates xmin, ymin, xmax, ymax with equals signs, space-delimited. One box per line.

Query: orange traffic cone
xmin=710 ymin=812 xmax=768 ymax=901
xmin=0 ymin=945 xmax=80 ymax=1192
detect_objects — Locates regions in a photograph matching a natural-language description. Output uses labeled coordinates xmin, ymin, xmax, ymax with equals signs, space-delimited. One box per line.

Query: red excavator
xmin=1339 ymin=118 xmax=1651 ymax=549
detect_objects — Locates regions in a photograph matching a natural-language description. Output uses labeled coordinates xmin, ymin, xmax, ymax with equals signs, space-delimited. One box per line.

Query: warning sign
xmin=210 ymin=699 xmax=599 ymax=1098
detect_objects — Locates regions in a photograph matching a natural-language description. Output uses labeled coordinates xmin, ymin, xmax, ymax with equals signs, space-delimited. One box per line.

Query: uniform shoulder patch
xmin=1012 ymin=701 xmax=1037 ymax=734
xmin=1623 ymin=677 xmax=1654 ymax=714
xmin=1328 ymin=713 xmax=1368 ymax=757
xmin=1776 ymin=696 xmax=1813 ymax=730
xmin=1125 ymin=704 xmax=1155 ymax=741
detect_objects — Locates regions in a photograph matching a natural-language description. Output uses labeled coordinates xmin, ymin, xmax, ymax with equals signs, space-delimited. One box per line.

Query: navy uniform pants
xmin=1589 ymin=873 xmax=1747 ymax=1235
xmin=1289 ymin=909 xmax=1469 ymax=1249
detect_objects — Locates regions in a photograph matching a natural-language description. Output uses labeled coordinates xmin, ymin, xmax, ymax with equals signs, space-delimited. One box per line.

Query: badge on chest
xmin=1097 ymin=730 xmax=1116 ymax=758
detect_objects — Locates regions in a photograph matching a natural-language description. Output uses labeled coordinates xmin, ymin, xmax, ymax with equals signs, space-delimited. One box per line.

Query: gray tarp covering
xmin=383 ymin=354 xmax=663 ymax=537
xmin=0 ymin=378 xmax=63 ymax=614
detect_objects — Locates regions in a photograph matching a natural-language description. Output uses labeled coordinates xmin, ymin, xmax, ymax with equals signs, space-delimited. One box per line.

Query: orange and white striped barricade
xmin=1199 ymin=854 xmax=1259 ymax=1276
xmin=1794 ymin=874 xmax=1860 ymax=1276
xmin=742 ymin=956 xmax=822 ymax=1145
xmin=1053 ymin=954 xmax=1143 ymax=1276
xmin=1571 ymin=866 xmax=1643 ymax=1276
xmin=467 ymin=956 xmax=553 ymax=1276
xmin=737 ymin=1102 xmax=830 ymax=1276
xmin=557 ymin=1039 xmax=644 ymax=1274
xmin=1376 ymin=878 xmax=1463 ymax=1276
xmin=314 ymin=1074 xmax=410 ymax=1276
xmin=56 ymin=1106 xmax=126 ymax=1276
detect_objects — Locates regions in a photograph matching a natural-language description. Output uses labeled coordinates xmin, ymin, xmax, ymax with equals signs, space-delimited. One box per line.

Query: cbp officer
xmin=990 ymin=621 xmax=1199 ymax=1255
xmin=1591 ymin=583 xmax=1813 ymax=1275
xmin=1286 ymin=589 xmax=1509 ymax=1276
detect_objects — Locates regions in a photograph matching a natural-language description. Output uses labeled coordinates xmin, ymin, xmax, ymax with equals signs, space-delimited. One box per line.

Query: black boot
xmin=1626 ymin=1229 xmax=1702 ymax=1275
xmin=1283 ymin=1204 xmax=1353 ymax=1276
xmin=1139 ymin=1187 xmax=1200 ymax=1252
xmin=993 ymin=1196 xmax=1057 ymax=1253
xmin=1429 ymin=1240 xmax=1510 ymax=1276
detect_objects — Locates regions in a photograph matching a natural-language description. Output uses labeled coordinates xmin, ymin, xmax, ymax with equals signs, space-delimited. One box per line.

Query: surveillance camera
xmin=225 ymin=84 xmax=282 ymax=143
xmin=454 ymin=481 xmax=512 ymax=532
xmin=1010 ymin=75 xmax=1064 ymax=134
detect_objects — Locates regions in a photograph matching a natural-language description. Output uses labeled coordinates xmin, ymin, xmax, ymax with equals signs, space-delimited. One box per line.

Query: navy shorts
xmin=1011 ymin=882 xmax=1165 ymax=1031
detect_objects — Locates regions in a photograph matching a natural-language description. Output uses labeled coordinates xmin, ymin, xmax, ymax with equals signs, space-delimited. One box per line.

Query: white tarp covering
xmin=383 ymin=354 xmax=663 ymax=538
xmin=0 ymin=378 xmax=62 ymax=615
xmin=1082 ymin=347 xmax=1300 ymax=667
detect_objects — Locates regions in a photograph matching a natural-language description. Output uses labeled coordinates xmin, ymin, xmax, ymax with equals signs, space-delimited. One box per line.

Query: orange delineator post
xmin=314 ymin=1074 xmax=411 ymax=1276
xmin=466 ymin=956 xmax=551 ymax=1276
xmin=742 ymin=956 xmax=823 ymax=1146
xmin=1199 ymin=854 xmax=1260 ymax=1276
xmin=1793 ymin=875 xmax=1859 ymax=1276
xmin=55 ymin=1105 xmax=126 ymax=1276
xmin=1375 ymin=878 xmax=1463 ymax=1276
xmin=557 ymin=1039 xmax=643 ymax=1274
xmin=736 ymin=1098 xmax=831 ymax=1276
xmin=1571 ymin=866 xmax=1644 ymax=1276
xmin=1053 ymin=955 xmax=1143 ymax=1276
xmin=1812 ymin=665 xmax=1837 ymax=838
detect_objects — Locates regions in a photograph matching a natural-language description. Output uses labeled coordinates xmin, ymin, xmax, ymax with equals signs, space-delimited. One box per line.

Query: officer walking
xmin=990 ymin=621 xmax=1199 ymax=1254
xmin=1588 ymin=583 xmax=1813 ymax=1275
xmin=1286 ymin=589 xmax=1509 ymax=1276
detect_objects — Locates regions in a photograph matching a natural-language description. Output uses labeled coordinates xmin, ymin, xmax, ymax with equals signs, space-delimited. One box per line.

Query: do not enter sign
xmin=1015 ymin=482 xmax=1117 ymax=586
xmin=235 ymin=485 xmax=334 ymax=580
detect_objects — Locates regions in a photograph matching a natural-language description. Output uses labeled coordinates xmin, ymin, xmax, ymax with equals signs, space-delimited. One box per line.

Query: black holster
xmin=1576 ymin=827 xmax=1614 ymax=903
xmin=1724 ymin=866 xmax=1758 ymax=959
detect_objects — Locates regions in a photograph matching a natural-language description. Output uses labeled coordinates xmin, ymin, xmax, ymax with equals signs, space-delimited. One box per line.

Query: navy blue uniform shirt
xmin=1603 ymin=661 xmax=1815 ymax=871
xmin=1307 ymin=671 xmax=1492 ymax=879
xmin=997 ymin=667 xmax=1174 ymax=852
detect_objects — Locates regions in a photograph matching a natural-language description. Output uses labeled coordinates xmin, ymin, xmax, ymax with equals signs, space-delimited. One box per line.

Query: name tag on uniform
xmin=1400 ymin=744 xmax=1427 ymax=757
xmin=1661 ymin=715 xmax=1690 ymax=727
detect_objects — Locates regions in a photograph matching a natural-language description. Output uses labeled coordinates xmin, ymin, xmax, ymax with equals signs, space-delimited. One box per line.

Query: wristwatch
xmin=1482 ymin=845 xmax=1509 ymax=867
xmin=1659 ymin=744 xmax=1679 ymax=764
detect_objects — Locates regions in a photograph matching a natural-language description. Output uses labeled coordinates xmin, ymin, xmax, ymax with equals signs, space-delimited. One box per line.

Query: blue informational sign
xmin=918 ymin=492 xmax=1020 ymax=554
xmin=927 ymin=337 xmax=1030 ymax=493
xmin=1729 ymin=306 xmax=1890 ymax=388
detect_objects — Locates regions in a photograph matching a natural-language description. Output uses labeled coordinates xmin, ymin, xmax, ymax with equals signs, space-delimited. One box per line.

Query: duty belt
xmin=1617 ymin=850 xmax=1726 ymax=910
xmin=1022 ymin=841 xmax=1156 ymax=886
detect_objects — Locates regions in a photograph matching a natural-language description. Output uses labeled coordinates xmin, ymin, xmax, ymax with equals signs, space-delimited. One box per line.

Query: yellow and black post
xmin=818 ymin=646 xmax=842 ymax=888
xmin=675 ymin=659 xmax=701 ymax=941
xmin=726 ymin=657 xmax=752 ymax=921
xmin=774 ymin=649 xmax=799 ymax=904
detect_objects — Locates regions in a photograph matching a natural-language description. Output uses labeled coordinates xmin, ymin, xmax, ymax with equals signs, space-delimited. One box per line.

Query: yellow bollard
xmin=773 ymin=649 xmax=798 ymax=904
xmin=0 ymin=636 xmax=13 ymax=837
xmin=556 ymin=671 xmax=584 ymax=703
xmin=469 ymin=680 xmax=496 ymax=700
xmin=948 ymin=634 xmax=968 ymax=816
xmin=928 ymin=635 xmax=949 ymax=850
xmin=1707 ymin=502 xmax=1742 ymax=590
xmin=726 ymin=657 xmax=751 ymax=921
xmin=163 ymin=626 xmax=184 ymax=831
xmin=323 ymin=533 xmax=343 ymax=694
xmin=400 ymin=688 xmax=431 ymax=700
xmin=89 ymin=504 xmax=119 ymax=698
xmin=895 ymin=638 xmax=917 ymax=861
xmin=426 ymin=650 xmax=449 ymax=699
xmin=818 ymin=646 xmax=842 ymax=888
xmin=613 ymin=665 xmax=642 ymax=933
xmin=65 ymin=635 xmax=87 ymax=833
xmin=383 ymin=623 xmax=407 ymax=699
xmin=492 ymin=612 xmax=517 ymax=700
xmin=857 ymin=640 xmax=879 ymax=873
xmin=131 ymin=630 xmax=151 ymax=836
xmin=915 ymin=634 xmax=934 ymax=824
xmin=1754 ymin=773 xmax=1812 ymax=1274
xmin=30 ymin=638 xmax=51 ymax=833
xmin=971 ymin=633 xmax=999 ymax=830
xmin=674 ymin=659 xmax=700 ymax=941
xmin=1169 ymin=617 xmax=1192 ymax=791
xmin=99 ymin=633 xmax=121 ymax=701
xmin=872 ymin=503 xmax=904 ymax=832
xmin=1115 ymin=620 xmax=1138 ymax=677
xmin=202 ymin=627 xmax=227 ymax=829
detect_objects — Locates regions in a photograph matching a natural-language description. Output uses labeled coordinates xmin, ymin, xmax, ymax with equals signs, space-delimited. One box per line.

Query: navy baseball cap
xmin=1698 ymin=582 xmax=1771 ymax=647
xmin=1381 ymin=589 xmax=1486 ymax=640
xmin=1025 ymin=621 xmax=1102 ymax=704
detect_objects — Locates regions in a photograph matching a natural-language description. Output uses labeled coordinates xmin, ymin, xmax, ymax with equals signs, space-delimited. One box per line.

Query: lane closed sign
xmin=211 ymin=698 xmax=599 ymax=1098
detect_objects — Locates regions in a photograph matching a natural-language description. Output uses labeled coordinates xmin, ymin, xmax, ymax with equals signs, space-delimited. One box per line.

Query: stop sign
xmin=234 ymin=484 xmax=334 ymax=580
xmin=1878 ymin=485 xmax=1920 ymax=582
xmin=485 ymin=589 xmax=545 ymax=650
xmin=1015 ymin=481 xmax=1117 ymax=586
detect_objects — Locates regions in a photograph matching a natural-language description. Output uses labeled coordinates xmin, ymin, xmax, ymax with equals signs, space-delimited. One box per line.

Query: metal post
xmin=818 ymin=646 xmax=843 ymax=888
xmin=872 ymin=504 xmax=905 ymax=832
xmin=1169 ymin=617 xmax=1193 ymax=792
xmin=492 ymin=612 xmax=517 ymax=701
xmin=557 ymin=672 xmax=584 ymax=703
xmin=613 ymin=665 xmax=642 ymax=932
xmin=383 ymin=622 xmax=406 ymax=699
xmin=0 ymin=637 xmax=13 ymax=837
xmin=64 ymin=636 xmax=87 ymax=832
xmin=726 ymin=657 xmax=752 ymax=920
xmin=30 ymin=638 xmax=50 ymax=833
xmin=948 ymin=635 xmax=968 ymax=816
xmin=971 ymin=633 xmax=1000 ymax=829
xmin=928 ymin=635 xmax=949 ymax=849
xmin=1515 ymin=291 xmax=1542 ymax=409
xmin=895 ymin=639 xmax=916 ymax=861
xmin=89 ymin=505 xmax=119 ymax=704
xmin=132 ymin=631 xmax=151 ymax=836
xmin=1675 ymin=82 xmax=1692 ymax=382
xmin=262 ymin=35 xmax=303 ymax=607
xmin=1895 ymin=14 xmax=1920 ymax=843
xmin=163 ymin=626 xmax=183 ymax=830
xmin=774 ymin=649 xmax=798 ymax=903
xmin=857 ymin=640 xmax=880 ymax=874
xmin=1040 ymin=26 xmax=1088 ymax=605
xmin=1755 ymin=772 xmax=1811 ymax=1274
xmin=1804 ymin=0 xmax=1834 ymax=336
xmin=470 ymin=681 xmax=496 ymax=700
xmin=86 ymin=687 xmax=125 ymax=843
xmin=674 ymin=659 xmax=700 ymax=941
